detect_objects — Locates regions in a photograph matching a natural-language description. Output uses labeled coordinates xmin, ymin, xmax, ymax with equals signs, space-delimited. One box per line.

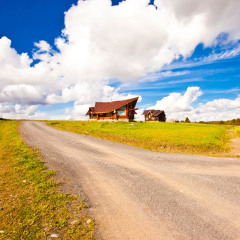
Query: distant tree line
xmin=199 ymin=118 xmax=240 ymax=125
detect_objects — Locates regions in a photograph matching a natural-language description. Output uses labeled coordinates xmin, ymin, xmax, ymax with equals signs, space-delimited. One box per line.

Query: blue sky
xmin=120 ymin=53 xmax=240 ymax=105
xmin=0 ymin=0 xmax=78 ymax=55
xmin=0 ymin=0 xmax=240 ymax=121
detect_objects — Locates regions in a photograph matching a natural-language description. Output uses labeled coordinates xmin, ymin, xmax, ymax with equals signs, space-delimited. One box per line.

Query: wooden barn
xmin=86 ymin=97 xmax=139 ymax=122
xmin=142 ymin=109 xmax=166 ymax=122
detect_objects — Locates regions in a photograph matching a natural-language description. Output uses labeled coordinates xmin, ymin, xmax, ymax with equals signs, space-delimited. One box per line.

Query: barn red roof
xmin=86 ymin=97 xmax=139 ymax=115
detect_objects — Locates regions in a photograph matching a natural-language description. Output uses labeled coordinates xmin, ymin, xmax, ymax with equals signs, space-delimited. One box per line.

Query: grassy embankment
xmin=0 ymin=120 xmax=94 ymax=240
xmin=48 ymin=121 xmax=230 ymax=155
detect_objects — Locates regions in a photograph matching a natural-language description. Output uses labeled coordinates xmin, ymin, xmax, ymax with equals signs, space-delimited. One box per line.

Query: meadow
xmin=48 ymin=121 xmax=230 ymax=155
xmin=0 ymin=120 xmax=94 ymax=240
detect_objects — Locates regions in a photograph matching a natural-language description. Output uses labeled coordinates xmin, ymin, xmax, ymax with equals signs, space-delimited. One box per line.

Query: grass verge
xmin=234 ymin=126 xmax=240 ymax=137
xmin=47 ymin=121 xmax=230 ymax=155
xmin=0 ymin=120 xmax=94 ymax=240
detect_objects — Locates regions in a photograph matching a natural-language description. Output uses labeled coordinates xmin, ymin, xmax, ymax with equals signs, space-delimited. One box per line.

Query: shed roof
xmin=86 ymin=97 xmax=138 ymax=115
xmin=142 ymin=109 xmax=165 ymax=116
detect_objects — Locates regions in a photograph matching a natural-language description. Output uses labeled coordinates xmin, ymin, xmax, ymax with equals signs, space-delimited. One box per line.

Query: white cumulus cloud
xmin=150 ymin=87 xmax=202 ymax=114
xmin=0 ymin=104 xmax=40 ymax=119
xmin=150 ymin=87 xmax=240 ymax=121
xmin=0 ymin=0 xmax=240 ymax=119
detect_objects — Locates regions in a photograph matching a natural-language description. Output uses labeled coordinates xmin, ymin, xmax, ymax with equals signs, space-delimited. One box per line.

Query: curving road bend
xmin=20 ymin=121 xmax=240 ymax=240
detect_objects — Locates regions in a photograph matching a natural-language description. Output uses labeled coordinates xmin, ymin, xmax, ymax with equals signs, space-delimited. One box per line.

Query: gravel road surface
xmin=20 ymin=121 xmax=240 ymax=240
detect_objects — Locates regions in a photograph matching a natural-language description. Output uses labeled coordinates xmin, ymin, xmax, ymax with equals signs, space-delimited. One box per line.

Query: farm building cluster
xmin=86 ymin=97 xmax=166 ymax=122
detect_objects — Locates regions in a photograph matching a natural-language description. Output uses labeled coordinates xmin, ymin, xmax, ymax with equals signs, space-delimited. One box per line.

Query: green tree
xmin=185 ymin=117 xmax=191 ymax=123
xmin=236 ymin=118 xmax=240 ymax=125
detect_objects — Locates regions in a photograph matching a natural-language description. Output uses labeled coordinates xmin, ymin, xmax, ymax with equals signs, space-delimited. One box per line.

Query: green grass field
xmin=0 ymin=121 xmax=94 ymax=240
xmin=48 ymin=121 xmax=230 ymax=155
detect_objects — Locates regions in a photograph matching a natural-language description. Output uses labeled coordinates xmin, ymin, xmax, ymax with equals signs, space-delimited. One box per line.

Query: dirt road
xmin=20 ymin=121 xmax=240 ymax=240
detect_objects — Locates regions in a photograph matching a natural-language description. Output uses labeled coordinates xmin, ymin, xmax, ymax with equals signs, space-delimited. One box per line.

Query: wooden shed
xmin=142 ymin=109 xmax=166 ymax=122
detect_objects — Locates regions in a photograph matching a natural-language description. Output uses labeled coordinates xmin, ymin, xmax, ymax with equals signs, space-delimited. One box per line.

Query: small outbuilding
xmin=86 ymin=97 xmax=139 ymax=122
xmin=142 ymin=109 xmax=166 ymax=122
